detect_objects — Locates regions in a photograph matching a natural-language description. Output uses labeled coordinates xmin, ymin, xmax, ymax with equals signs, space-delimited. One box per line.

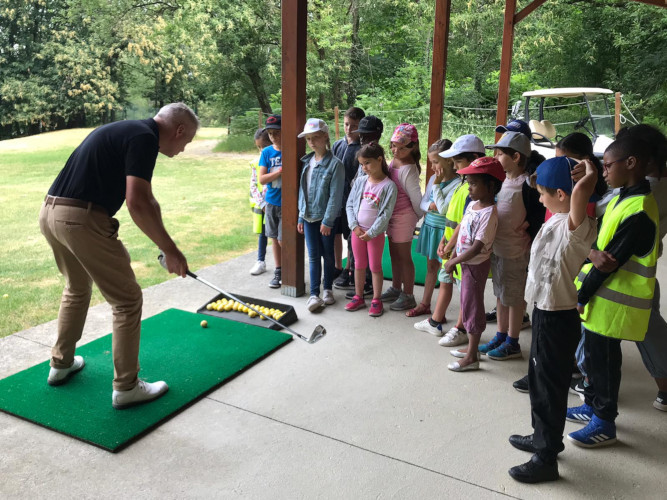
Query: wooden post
xmin=426 ymin=0 xmax=452 ymax=181
xmin=334 ymin=106 xmax=340 ymax=141
xmin=496 ymin=0 xmax=517 ymax=141
xmin=281 ymin=0 xmax=306 ymax=297
xmin=615 ymin=92 xmax=622 ymax=135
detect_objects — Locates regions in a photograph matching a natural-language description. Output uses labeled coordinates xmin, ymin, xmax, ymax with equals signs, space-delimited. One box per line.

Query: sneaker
xmin=509 ymin=434 xmax=564 ymax=455
xmin=307 ymin=295 xmax=325 ymax=312
xmin=333 ymin=269 xmax=355 ymax=290
xmin=438 ymin=327 xmax=468 ymax=347
xmin=487 ymin=340 xmax=522 ymax=360
xmin=47 ymin=356 xmax=85 ymax=386
xmin=508 ymin=454 xmax=559 ymax=484
xmin=569 ymin=377 xmax=586 ymax=401
xmin=345 ymin=282 xmax=373 ymax=299
xmin=249 ymin=260 xmax=266 ymax=275
xmin=478 ymin=332 xmax=506 ymax=355
xmin=485 ymin=307 xmax=497 ymax=322
xmin=112 ymin=380 xmax=169 ymax=410
xmin=333 ymin=267 xmax=343 ymax=281
xmin=414 ymin=318 xmax=443 ymax=337
xmin=513 ymin=374 xmax=529 ymax=393
xmin=509 ymin=434 xmax=536 ymax=453
xmin=654 ymin=392 xmax=667 ymax=412
xmin=345 ymin=295 xmax=366 ymax=311
xmin=566 ymin=403 xmax=594 ymax=423
xmin=369 ymin=299 xmax=383 ymax=317
xmin=322 ymin=289 xmax=335 ymax=306
xmin=567 ymin=415 xmax=617 ymax=448
xmin=521 ymin=312 xmax=531 ymax=330
xmin=389 ymin=292 xmax=417 ymax=311
xmin=269 ymin=269 xmax=281 ymax=288
xmin=380 ymin=286 xmax=401 ymax=302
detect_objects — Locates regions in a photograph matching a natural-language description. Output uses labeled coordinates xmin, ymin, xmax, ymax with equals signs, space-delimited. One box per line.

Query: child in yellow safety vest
xmin=249 ymin=129 xmax=272 ymax=276
xmin=566 ymin=136 xmax=659 ymax=449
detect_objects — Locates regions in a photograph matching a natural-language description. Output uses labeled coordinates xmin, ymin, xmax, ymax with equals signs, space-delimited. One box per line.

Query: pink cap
xmin=390 ymin=123 xmax=418 ymax=145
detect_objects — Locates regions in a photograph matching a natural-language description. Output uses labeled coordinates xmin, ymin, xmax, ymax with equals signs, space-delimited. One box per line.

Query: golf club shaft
xmin=186 ymin=270 xmax=311 ymax=342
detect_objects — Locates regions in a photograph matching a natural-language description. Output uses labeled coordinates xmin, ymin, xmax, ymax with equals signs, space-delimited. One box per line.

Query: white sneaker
xmin=307 ymin=295 xmax=325 ymax=312
xmin=414 ymin=318 xmax=443 ymax=337
xmin=322 ymin=289 xmax=335 ymax=306
xmin=112 ymin=380 xmax=169 ymax=409
xmin=249 ymin=260 xmax=267 ymax=275
xmin=47 ymin=356 xmax=85 ymax=386
xmin=438 ymin=327 xmax=469 ymax=347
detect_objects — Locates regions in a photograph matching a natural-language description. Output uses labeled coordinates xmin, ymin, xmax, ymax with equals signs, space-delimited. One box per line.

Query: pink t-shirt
xmin=456 ymin=202 xmax=498 ymax=265
xmin=357 ymin=177 xmax=392 ymax=230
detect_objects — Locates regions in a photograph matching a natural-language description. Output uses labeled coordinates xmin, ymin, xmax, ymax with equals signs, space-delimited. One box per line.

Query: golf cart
xmin=513 ymin=87 xmax=617 ymax=158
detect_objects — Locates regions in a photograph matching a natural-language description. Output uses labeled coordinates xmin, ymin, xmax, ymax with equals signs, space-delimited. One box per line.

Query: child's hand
xmin=297 ymin=223 xmax=304 ymax=234
xmin=589 ymin=249 xmax=618 ymax=273
xmin=571 ymin=159 xmax=595 ymax=182
xmin=359 ymin=232 xmax=371 ymax=241
xmin=428 ymin=202 xmax=437 ymax=212
xmin=577 ymin=304 xmax=585 ymax=315
xmin=320 ymin=224 xmax=331 ymax=236
xmin=444 ymin=261 xmax=455 ymax=274
xmin=353 ymin=226 xmax=365 ymax=238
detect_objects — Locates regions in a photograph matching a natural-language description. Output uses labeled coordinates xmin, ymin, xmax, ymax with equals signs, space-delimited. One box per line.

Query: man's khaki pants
xmin=39 ymin=201 xmax=142 ymax=391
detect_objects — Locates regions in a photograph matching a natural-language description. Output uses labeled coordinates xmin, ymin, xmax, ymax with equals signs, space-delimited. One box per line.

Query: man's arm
xmin=125 ymin=175 xmax=188 ymax=277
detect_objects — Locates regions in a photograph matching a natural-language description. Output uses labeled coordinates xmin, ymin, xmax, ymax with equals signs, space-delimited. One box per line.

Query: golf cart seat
xmin=529 ymin=119 xmax=557 ymax=141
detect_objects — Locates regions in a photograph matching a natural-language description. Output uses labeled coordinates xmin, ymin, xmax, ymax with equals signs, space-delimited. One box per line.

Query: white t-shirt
xmin=305 ymin=156 xmax=317 ymax=195
xmin=525 ymin=213 xmax=597 ymax=311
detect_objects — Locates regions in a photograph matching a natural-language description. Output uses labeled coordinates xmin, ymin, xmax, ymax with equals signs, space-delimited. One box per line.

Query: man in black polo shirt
xmin=39 ymin=102 xmax=198 ymax=409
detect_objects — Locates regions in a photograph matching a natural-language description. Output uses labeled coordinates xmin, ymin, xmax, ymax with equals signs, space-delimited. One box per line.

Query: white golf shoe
xmin=47 ymin=356 xmax=85 ymax=386
xmin=112 ymin=380 xmax=169 ymax=410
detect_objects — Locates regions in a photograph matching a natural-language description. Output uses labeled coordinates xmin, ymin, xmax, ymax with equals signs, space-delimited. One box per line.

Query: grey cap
xmin=485 ymin=131 xmax=531 ymax=157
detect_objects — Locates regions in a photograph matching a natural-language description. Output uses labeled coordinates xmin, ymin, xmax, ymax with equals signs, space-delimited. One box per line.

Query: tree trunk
xmin=347 ymin=0 xmax=361 ymax=106
xmin=245 ymin=65 xmax=273 ymax=114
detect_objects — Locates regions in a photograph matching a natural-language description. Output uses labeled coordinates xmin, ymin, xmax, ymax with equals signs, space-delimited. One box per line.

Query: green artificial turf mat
xmin=0 ymin=308 xmax=291 ymax=452
xmin=343 ymin=236 xmax=436 ymax=287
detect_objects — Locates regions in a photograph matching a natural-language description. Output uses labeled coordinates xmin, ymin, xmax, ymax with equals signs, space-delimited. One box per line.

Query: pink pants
xmin=351 ymin=232 xmax=385 ymax=273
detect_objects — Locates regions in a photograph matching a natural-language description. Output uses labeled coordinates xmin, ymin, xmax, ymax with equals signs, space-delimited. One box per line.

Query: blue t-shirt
xmin=259 ymin=145 xmax=282 ymax=206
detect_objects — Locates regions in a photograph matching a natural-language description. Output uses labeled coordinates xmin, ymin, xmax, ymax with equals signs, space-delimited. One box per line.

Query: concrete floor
xmin=1 ymin=248 xmax=665 ymax=499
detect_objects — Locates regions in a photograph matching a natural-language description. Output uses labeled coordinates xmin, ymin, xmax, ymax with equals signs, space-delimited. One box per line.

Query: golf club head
xmin=307 ymin=325 xmax=326 ymax=344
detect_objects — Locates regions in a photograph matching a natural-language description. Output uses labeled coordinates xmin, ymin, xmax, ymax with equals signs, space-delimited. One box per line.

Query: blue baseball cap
xmin=535 ymin=156 xmax=578 ymax=194
xmin=495 ymin=120 xmax=531 ymax=139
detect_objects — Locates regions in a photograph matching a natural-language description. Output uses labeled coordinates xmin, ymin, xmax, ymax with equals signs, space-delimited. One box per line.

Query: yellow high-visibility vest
xmin=575 ymin=192 xmax=659 ymax=341
xmin=442 ymin=181 xmax=468 ymax=280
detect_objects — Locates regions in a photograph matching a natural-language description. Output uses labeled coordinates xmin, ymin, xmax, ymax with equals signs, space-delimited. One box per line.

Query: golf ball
xmin=200 ymin=320 xmax=208 ymax=328
xmin=2 ymin=294 xmax=8 ymax=299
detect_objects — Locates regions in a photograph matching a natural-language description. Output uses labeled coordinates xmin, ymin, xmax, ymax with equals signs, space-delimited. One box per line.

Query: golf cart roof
xmin=522 ymin=88 xmax=614 ymax=98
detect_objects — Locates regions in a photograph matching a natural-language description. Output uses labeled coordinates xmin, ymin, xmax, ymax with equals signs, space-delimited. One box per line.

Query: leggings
xmin=351 ymin=232 xmax=385 ymax=273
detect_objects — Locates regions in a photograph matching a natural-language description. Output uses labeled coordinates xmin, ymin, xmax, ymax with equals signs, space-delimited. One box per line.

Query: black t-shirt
xmin=48 ymin=119 xmax=160 ymax=216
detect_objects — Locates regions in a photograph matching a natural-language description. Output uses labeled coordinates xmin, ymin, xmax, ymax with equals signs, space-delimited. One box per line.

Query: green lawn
xmin=0 ymin=128 xmax=260 ymax=338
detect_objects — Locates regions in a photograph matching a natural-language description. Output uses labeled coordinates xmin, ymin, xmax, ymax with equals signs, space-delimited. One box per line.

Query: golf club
xmin=158 ymin=253 xmax=326 ymax=344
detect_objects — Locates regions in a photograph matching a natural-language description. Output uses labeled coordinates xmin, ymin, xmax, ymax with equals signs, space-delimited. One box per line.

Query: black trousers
xmin=583 ymin=327 xmax=622 ymax=422
xmin=529 ymin=307 xmax=581 ymax=463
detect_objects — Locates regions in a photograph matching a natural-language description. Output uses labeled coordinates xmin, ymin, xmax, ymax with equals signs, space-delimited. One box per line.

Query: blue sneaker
xmin=487 ymin=340 xmax=522 ymax=360
xmin=566 ymin=403 xmax=594 ymax=424
xmin=567 ymin=415 xmax=617 ymax=448
xmin=478 ymin=332 xmax=506 ymax=355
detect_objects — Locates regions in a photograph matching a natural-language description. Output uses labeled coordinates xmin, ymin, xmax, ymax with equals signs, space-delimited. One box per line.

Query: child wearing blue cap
xmin=508 ymin=156 xmax=598 ymax=483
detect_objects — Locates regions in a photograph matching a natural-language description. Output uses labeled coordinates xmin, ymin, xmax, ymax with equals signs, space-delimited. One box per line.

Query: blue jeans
xmin=257 ymin=224 xmax=267 ymax=262
xmin=303 ymin=220 xmax=335 ymax=296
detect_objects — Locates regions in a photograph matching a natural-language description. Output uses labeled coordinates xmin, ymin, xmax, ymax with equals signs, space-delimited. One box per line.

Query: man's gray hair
xmin=155 ymin=102 xmax=200 ymax=130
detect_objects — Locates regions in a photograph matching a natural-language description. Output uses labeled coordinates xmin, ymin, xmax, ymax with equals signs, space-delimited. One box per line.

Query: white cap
xmin=298 ymin=118 xmax=329 ymax=138
xmin=439 ymin=134 xmax=485 ymax=158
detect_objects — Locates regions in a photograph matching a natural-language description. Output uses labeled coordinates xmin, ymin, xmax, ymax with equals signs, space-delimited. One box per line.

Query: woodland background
xmin=1 ymin=0 xmax=666 ymax=140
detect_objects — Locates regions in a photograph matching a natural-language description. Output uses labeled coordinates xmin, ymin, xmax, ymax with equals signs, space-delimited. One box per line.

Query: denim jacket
xmin=346 ymin=174 xmax=398 ymax=240
xmin=298 ymin=151 xmax=345 ymax=227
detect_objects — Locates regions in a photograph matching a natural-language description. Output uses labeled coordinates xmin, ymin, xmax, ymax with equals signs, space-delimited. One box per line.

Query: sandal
xmin=405 ymin=302 xmax=431 ymax=318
